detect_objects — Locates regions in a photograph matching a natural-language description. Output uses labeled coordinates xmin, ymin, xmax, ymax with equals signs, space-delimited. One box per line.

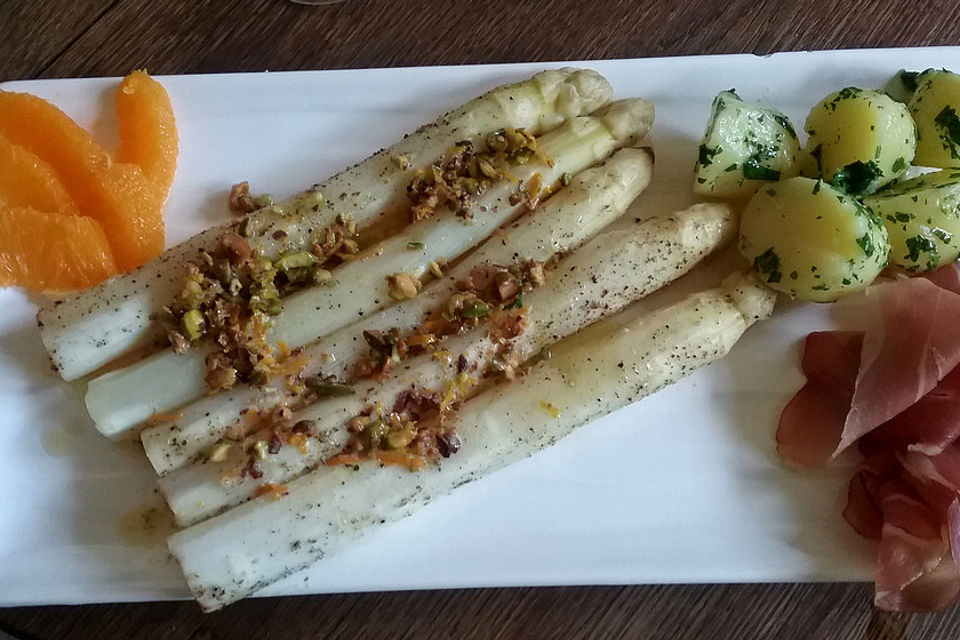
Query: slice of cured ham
xmin=777 ymin=332 xmax=862 ymax=466
xmin=841 ymin=454 xmax=960 ymax=611
xmin=925 ymin=262 xmax=960 ymax=294
xmin=779 ymin=264 xmax=960 ymax=612
xmin=845 ymin=277 xmax=960 ymax=452
xmin=861 ymin=367 xmax=960 ymax=457
xmin=777 ymin=273 xmax=960 ymax=466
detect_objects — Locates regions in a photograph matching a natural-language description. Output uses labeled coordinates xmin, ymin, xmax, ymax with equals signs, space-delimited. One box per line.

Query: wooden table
xmin=3 ymin=1 xmax=960 ymax=637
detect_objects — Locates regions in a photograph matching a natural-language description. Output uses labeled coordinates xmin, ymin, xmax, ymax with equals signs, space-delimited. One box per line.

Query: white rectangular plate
xmin=4 ymin=47 xmax=956 ymax=607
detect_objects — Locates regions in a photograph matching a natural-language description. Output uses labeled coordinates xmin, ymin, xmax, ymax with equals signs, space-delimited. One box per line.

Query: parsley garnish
xmin=752 ymin=248 xmax=782 ymax=283
xmin=773 ymin=113 xmax=797 ymax=138
xmin=830 ymin=160 xmax=883 ymax=195
xmin=898 ymin=70 xmax=921 ymax=93
xmin=856 ymin=233 xmax=876 ymax=257
xmin=809 ymin=143 xmax=823 ymax=175
xmin=934 ymin=105 xmax=960 ymax=160
xmin=742 ymin=160 xmax=780 ymax=181
xmin=892 ymin=157 xmax=906 ymax=173
xmin=698 ymin=144 xmax=721 ymax=167
xmin=503 ymin=292 xmax=524 ymax=310
xmin=905 ymin=234 xmax=938 ymax=269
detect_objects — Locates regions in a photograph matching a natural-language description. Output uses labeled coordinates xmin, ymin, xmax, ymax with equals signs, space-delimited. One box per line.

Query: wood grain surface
xmin=3 ymin=0 xmax=960 ymax=638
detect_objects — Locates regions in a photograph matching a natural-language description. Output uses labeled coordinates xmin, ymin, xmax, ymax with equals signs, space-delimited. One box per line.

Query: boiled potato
xmin=908 ymin=69 xmax=960 ymax=168
xmin=803 ymin=87 xmax=916 ymax=195
xmin=739 ymin=176 xmax=889 ymax=302
xmin=693 ymin=90 xmax=800 ymax=198
xmin=885 ymin=69 xmax=924 ymax=104
xmin=864 ymin=169 xmax=960 ymax=272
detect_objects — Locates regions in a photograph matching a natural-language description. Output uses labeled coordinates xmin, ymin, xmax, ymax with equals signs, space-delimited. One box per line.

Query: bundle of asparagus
xmin=37 ymin=68 xmax=775 ymax=611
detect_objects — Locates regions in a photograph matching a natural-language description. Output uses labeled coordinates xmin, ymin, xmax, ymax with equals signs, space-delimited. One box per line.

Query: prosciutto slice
xmin=841 ymin=453 xmax=960 ymax=611
xmin=777 ymin=272 xmax=960 ymax=467
xmin=861 ymin=367 xmax=960 ymax=457
xmin=779 ymin=263 xmax=960 ymax=612
xmin=777 ymin=332 xmax=862 ymax=465
xmin=925 ymin=262 xmax=960 ymax=294
xmin=845 ymin=277 xmax=960 ymax=451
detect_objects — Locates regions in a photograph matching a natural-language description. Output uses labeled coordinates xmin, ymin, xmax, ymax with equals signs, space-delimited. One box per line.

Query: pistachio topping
xmin=405 ymin=127 xmax=548 ymax=222
xmin=165 ymin=208 xmax=358 ymax=392
xmin=386 ymin=272 xmax=422 ymax=300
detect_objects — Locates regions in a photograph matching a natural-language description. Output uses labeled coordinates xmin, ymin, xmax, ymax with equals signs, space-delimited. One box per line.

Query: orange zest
xmin=0 ymin=206 xmax=117 ymax=291
xmin=324 ymin=449 xmax=428 ymax=472
xmin=252 ymin=483 xmax=289 ymax=500
xmin=325 ymin=452 xmax=362 ymax=467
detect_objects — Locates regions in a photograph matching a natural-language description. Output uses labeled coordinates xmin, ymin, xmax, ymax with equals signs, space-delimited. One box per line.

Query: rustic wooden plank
xmin=0 ymin=0 xmax=118 ymax=81
xmin=6 ymin=0 xmax=960 ymax=638
xmin=5 ymin=583 xmax=960 ymax=640
xmin=32 ymin=0 xmax=960 ymax=80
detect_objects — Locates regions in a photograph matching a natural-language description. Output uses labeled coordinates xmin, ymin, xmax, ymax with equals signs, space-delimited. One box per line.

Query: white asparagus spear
xmin=87 ymin=99 xmax=655 ymax=439
xmin=168 ymin=272 xmax=776 ymax=611
xmin=160 ymin=203 xmax=736 ymax=526
xmin=141 ymin=146 xmax=654 ymax=475
xmin=38 ymin=68 xmax=613 ymax=382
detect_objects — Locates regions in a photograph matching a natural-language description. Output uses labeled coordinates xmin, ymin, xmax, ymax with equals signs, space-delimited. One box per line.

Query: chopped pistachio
xmin=275 ymin=251 xmax=317 ymax=272
xmin=407 ymin=242 xmax=425 ymax=251
xmin=478 ymin=157 xmax=499 ymax=179
xmin=220 ymin=232 xmax=251 ymax=265
xmin=181 ymin=309 xmax=205 ymax=341
xmin=307 ymin=378 xmax=355 ymax=397
xmin=460 ymin=300 xmax=490 ymax=319
xmin=208 ymin=442 xmax=231 ymax=463
xmin=385 ymin=428 xmax=415 ymax=450
xmin=485 ymin=130 xmax=508 ymax=153
xmin=367 ymin=419 xmax=390 ymax=444
xmin=387 ymin=272 xmax=421 ymax=300
xmin=206 ymin=365 xmax=237 ymax=391
xmin=391 ymin=154 xmax=412 ymax=170
xmin=298 ymin=189 xmax=324 ymax=210
xmin=252 ymin=440 xmax=269 ymax=461
xmin=236 ymin=216 xmax=251 ymax=237
xmin=252 ymin=193 xmax=275 ymax=209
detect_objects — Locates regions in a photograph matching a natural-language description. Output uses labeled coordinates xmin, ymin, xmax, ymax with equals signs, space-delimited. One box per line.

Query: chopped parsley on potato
xmin=693 ymin=90 xmax=800 ymax=198
xmin=802 ymin=87 xmax=916 ymax=195
xmin=739 ymin=176 xmax=889 ymax=302
xmin=865 ymin=169 xmax=960 ymax=272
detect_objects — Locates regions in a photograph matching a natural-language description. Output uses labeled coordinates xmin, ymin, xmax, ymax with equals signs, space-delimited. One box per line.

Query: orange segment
xmin=0 ymin=206 xmax=117 ymax=291
xmin=105 ymin=162 xmax=165 ymax=263
xmin=0 ymin=91 xmax=164 ymax=271
xmin=0 ymin=134 xmax=79 ymax=215
xmin=115 ymin=70 xmax=178 ymax=197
